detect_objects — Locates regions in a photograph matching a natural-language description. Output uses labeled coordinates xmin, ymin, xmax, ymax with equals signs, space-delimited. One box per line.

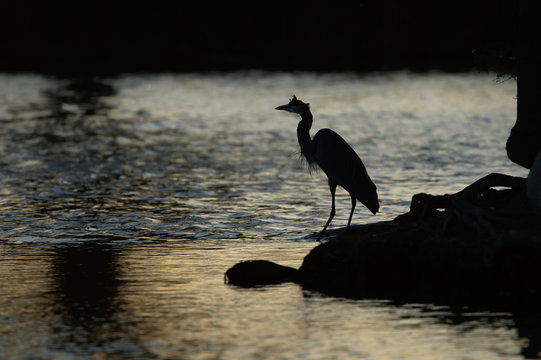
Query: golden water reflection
xmin=0 ymin=240 xmax=533 ymax=359
xmin=0 ymin=72 xmax=534 ymax=359
xmin=116 ymin=242 xmax=524 ymax=359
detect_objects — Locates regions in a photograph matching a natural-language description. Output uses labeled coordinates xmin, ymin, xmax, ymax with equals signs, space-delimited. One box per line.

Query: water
xmin=0 ymin=71 xmax=536 ymax=359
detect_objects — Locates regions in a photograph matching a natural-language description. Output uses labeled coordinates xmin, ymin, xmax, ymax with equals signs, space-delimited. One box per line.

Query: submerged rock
xmin=225 ymin=260 xmax=298 ymax=287
xmin=225 ymin=173 xmax=541 ymax=308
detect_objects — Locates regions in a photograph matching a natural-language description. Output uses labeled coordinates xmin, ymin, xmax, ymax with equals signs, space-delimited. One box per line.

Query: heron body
xmin=276 ymin=96 xmax=379 ymax=239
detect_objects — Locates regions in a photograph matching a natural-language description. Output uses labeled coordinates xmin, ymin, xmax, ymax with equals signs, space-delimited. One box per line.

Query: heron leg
xmin=347 ymin=195 xmax=357 ymax=228
xmin=318 ymin=180 xmax=337 ymax=240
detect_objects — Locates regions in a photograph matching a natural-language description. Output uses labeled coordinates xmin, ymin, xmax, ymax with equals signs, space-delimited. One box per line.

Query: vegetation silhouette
xmin=1 ymin=1 xmax=518 ymax=75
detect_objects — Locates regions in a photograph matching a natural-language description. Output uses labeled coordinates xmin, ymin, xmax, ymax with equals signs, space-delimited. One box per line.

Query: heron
xmin=275 ymin=96 xmax=379 ymax=239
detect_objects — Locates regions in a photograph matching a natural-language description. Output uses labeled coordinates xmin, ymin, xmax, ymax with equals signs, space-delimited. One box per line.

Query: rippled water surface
xmin=1 ymin=72 xmax=536 ymax=359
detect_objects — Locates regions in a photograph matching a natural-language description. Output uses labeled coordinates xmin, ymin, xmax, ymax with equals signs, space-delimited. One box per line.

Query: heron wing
xmin=313 ymin=128 xmax=379 ymax=214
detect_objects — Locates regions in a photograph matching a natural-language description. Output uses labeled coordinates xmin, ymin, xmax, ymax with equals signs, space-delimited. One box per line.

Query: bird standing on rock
xmin=275 ymin=96 xmax=379 ymax=239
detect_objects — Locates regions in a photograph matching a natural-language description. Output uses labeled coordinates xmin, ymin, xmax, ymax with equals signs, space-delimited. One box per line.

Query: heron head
xmin=275 ymin=95 xmax=310 ymax=114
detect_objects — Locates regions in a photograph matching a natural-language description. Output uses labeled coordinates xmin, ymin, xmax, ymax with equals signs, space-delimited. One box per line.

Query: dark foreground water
xmin=1 ymin=72 xmax=538 ymax=359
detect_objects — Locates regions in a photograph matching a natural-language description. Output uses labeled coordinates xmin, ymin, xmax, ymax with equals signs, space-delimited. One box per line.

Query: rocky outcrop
xmin=226 ymin=173 xmax=541 ymax=309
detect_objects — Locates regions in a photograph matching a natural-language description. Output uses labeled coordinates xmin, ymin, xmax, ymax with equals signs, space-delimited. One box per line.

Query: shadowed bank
xmin=1 ymin=1 xmax=517 ymax=75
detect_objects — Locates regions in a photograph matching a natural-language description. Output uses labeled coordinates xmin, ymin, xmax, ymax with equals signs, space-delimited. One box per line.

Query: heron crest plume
xmin=289 ymin=95 xmax=309 ymax=107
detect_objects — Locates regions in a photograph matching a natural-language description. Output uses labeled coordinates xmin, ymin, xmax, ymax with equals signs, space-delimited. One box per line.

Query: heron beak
xmin=275 ymin=104 xmax=289 ymax=111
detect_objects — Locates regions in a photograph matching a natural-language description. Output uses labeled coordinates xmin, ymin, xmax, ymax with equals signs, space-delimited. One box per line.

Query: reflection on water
xmin=2 ymin=241 xmax=536 ymax=359
xmin=0 ymin=72 xmax=537 ymax=359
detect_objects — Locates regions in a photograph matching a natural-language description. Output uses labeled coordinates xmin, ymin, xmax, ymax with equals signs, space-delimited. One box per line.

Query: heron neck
xmin=297 ymin=110 xmax=315 ymax=162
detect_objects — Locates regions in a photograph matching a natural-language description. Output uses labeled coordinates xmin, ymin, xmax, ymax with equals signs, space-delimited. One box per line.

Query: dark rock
xmin=225 ymin=260 xmax=299 ymax=287
xmin=225 ymin=173 xmax=541 ymax=309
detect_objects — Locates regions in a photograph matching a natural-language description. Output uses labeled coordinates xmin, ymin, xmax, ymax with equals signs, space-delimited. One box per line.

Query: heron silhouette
xmin=276 ymin=96 xmax=379 ymax=239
